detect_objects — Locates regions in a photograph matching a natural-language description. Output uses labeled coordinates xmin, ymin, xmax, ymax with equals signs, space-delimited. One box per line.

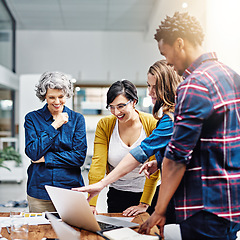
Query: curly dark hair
xmin=154 ymin=12 xmax=204 ymax=46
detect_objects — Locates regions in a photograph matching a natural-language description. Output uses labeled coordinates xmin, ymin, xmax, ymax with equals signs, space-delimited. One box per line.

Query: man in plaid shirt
xmin=139 ymin=12 xmax=240 ymax=240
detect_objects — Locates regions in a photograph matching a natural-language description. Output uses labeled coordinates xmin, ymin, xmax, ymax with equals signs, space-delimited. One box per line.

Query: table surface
xmin=0 ymin=212 xmax=159 ymax=239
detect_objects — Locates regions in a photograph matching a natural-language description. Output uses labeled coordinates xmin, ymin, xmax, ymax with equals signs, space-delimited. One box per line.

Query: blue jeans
xmin=180 ymin=210 xmax=240 ymax=240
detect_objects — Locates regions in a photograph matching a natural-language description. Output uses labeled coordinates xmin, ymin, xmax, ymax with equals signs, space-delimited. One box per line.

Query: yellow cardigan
xmin=88 ymin=110 xmax=160 ymax=207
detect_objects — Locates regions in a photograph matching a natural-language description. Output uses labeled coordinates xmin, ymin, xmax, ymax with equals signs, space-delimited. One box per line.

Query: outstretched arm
xmin=72 ymin=153 xmax=140 ymax=201
xmin=139 ymin=160 xmax=158 ymax=179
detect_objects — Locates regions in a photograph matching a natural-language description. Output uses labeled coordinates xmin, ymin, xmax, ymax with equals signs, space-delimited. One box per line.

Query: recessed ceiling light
xmin=182 ymin=2 xmax=188 ymax=8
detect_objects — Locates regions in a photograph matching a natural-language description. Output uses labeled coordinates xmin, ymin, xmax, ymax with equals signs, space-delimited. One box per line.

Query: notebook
xmin=45 ymin=185 xmax=139 ymax=233
xmin=46 ymin=212 xmax=80 ymax=240
xmin=102 ymin=227 xmax=160 ymax=240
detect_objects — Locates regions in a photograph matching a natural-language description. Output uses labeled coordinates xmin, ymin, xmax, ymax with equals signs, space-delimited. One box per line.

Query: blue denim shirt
xmin=24 ymin=104 xmax=87 ymax=200
xmin=130 ymin=114 xmax=173 ymax=168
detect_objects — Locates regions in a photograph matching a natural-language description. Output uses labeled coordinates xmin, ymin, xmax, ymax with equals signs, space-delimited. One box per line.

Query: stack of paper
xmin=20 ymin=212 xmax=50 ymax=225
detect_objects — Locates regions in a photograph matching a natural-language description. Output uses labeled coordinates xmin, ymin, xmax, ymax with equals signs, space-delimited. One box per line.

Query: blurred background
xmin=0 ymin=0 xmax=239 ymax=212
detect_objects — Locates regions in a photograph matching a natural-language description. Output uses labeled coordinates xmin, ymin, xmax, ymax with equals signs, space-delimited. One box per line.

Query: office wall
xmin=205 ymin=0 xmax=240 ymax=74
xmin=15 ymin=2 xmax=240 ymax=81
xmin=16 ymin=31 xmax=161 ymax=85
xmin=0 ymin=65 xmax=18 ymax=90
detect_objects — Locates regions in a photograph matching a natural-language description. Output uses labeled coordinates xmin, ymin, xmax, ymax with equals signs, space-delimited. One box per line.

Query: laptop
xmin=45 ymin=185 xmax=139 ymax=233
xmin=46 ymin=212 xmax=80 ymax=240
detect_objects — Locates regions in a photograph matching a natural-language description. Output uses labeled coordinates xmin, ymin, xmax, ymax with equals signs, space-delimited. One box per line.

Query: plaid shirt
xmin=165 ymin=52 xmax=240 ymax=223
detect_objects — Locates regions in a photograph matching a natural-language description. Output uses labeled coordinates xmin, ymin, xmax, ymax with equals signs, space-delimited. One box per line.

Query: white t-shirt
xmin=108 ymin=120 xmax=146 ymax=192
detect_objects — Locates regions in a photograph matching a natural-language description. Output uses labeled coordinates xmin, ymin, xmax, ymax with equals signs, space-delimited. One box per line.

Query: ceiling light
xmin=182 ymin=2 xmax=188 ymax=8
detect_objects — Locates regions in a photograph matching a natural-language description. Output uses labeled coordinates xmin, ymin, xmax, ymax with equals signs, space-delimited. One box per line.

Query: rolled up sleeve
xmin=165 ymin=79 xmax=213 ymax=164
xmin=130 ymin=114 xmax=173 ymax=166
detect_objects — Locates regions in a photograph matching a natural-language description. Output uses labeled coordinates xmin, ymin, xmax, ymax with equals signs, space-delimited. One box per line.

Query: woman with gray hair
xmin=24 ymin=71 xmax=87 ymax=212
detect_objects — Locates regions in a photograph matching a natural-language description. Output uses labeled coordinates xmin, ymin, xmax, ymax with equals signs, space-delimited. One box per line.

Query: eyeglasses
xmin=107 ymin=100 xmax=132 ymax=112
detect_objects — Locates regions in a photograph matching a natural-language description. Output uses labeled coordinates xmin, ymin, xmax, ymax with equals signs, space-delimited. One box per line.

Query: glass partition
xmin=0 ymin=89 xmax=12 ymax=137
xmin=0 ymin=0 xmax=16 ymax=72
xmin=73 ymin=86 xmax=152 ymax=116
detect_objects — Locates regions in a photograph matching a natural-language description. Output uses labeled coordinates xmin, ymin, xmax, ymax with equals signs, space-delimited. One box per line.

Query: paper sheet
xmin=102 ymin=227 xmax=159 ymax=240
xmin=0 ymin=212 xmax=50 ymax=227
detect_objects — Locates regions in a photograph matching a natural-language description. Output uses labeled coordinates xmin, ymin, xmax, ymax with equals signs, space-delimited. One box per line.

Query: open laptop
xmin=45 ymin=185 xmax=139 ymax=233
xmin=46 ymin=212 xmax=80 ymax=240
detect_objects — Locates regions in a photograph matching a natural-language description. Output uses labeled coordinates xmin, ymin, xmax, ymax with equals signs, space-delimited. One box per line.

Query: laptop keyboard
xmin=98 ymin=221 xmax=119 ymax=230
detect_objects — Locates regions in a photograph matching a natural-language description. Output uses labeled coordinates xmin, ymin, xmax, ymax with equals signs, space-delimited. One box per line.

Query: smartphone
xmin=41 ymin=238 xmax=59 ymax=240
xmin=44 ymin=212 xmax=60 ymax=220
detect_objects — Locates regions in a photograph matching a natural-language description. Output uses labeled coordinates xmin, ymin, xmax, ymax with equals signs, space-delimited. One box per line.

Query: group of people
xmin=24 ymin=11 xmax=240 ymax=240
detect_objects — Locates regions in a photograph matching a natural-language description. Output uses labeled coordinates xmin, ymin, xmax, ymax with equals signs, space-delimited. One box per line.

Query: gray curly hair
xmin=35 ymin=71 xmax=74 ymax=102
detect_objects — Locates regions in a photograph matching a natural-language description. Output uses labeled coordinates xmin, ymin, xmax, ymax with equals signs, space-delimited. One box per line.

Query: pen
xmin=6 ymin=226 xmax=11 ymax=234
xmin=154 ymin=232 xmax=162 ymax=240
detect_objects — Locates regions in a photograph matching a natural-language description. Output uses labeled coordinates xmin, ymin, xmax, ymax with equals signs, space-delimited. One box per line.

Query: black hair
xmin=106 ymin=80 xmax=138 ymax=108
xmin=154 ymin=12 xmax=204 ymax=46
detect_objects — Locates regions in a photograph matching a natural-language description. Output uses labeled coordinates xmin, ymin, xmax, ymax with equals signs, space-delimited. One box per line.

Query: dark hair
xmin=106 ymin=80 xmax=138 ymax=108
xmin=148 ymin=60 xmax=182 ymax=120
xmin=154 ymin=12 xmax=204 ymax=46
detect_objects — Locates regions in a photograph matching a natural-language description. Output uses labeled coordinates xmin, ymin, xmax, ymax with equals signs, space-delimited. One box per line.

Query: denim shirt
xmin=130 ymin=114 xmax=173 ymax=168
xmin=24 ymin=104 xmax=87 ymax=200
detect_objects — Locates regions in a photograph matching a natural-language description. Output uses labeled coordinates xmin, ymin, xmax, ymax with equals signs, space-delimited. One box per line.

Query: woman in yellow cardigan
xmin=88 ymin=79 xmax=159 ymax=215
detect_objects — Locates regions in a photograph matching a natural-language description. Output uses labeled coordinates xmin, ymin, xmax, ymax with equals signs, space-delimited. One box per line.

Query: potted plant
xmin=0 ymin=156 xmax=10 ymax=170
xmin=0 ymin=146 xmax=22 ymax=167
xmin=0 ymin=146 xmax=24 ymax=183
